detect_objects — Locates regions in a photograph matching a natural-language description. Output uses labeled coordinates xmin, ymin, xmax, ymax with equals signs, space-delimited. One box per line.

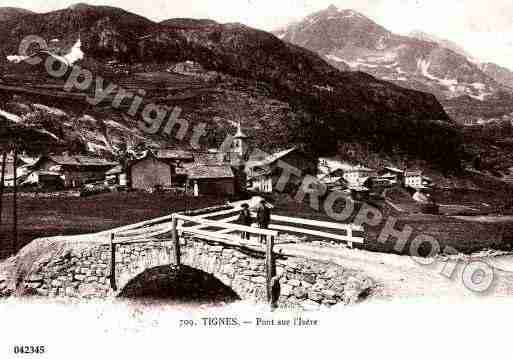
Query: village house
xmin=317 ymin=172 xmax=349 ymax=191
xmin=125 ymin=125 xmax=253 ymax=194
xmin=197 ymin=122 xmax=252 ymax=193
xmin=128 ymin=152 xmax=173 ymax=191
xmin=105 ymin=164 xmax=127 ymax=186
xmin=342 ymin=165 xmax=377 ymax=187
xmin=171 ymin=60 xmax=205 ymax=75
xmin=349 ymin=185 xmax=371 ymax=201
xmin=380 ymin=166 xmax=404 ymax=182
xmin=0 ymin=154 xmax=36 ymax=187
xmin=154 ymin=149 xmax=195 ymax=166
xmin=318 ymin=157 xmax=343 ymax=176
xmin=248 ymin=168 xmax=273 ymax=193
xmin=25 ymin=154 xmax=117 ymax=188
xmin=372 ymin=166 xmax=404 ymax=187
xmin=403 ymin=170 xmax=423 ymax=189
xmin=124 ymin=149 xmax=195 ymax=191
xmin=317 ymin=158 xmax=376 ymax=187
xmin=246 ymin=147 xmax=317 ymax=193
xmin=152 ymin=149 xmax=194 ymax=188
xmin=186 ymin=165 xmax=235 ymax=196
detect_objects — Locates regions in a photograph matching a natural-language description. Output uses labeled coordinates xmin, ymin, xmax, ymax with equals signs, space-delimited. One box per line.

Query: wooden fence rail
xmin=207 ymin=213 xmax=366 ymax=247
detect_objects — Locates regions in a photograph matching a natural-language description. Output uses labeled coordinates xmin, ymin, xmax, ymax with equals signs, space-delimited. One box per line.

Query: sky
xmin=4 ymin=0 xmax=513 ymax=70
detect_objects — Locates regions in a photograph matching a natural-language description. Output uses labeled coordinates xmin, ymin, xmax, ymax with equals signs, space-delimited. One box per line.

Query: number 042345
xmin=13 ymin=345 xmax=46 ymax=354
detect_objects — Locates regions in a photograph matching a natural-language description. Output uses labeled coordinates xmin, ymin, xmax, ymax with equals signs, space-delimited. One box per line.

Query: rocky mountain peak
xmin=275 ymin=7 xmax=506 ymax=107
xmin=67 ymin=3 xmax=94 ymax=11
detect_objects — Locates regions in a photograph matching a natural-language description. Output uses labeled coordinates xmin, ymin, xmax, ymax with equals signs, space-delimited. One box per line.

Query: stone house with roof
xmin=404 ymin=170 xmax=424 ymax=189
xmin=0 ymin=154 xmax=35 ymax=187
xmin=342 ymin=165 xmax=377 ymax=187
xmin=186 ymin=165 xmax=235 ymax=196
xmin=105 ymin=164 xmax=127 ymax=186
xmin=26 ymin=154 xmax=118 ymax=188
xmin=128 ymin=152 xmax=174 ymax=191
xmin=127 ymin=150 xmax=194 ymax=191
xmin=246 ymin=147 xmax=316 ymax=193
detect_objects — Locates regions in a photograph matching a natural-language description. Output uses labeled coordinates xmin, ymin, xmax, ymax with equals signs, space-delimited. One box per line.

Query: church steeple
xmin=230 ymin=121 xmax=250 ymax=164
xmin=233 ymin=121 xmax=249 ymax=140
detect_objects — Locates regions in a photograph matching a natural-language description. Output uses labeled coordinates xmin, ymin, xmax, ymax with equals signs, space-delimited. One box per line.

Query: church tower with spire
xmin=230 ymin=121 xmax=250 ymax=165
xmin=229 ymin=121 xmax=251 ymax=193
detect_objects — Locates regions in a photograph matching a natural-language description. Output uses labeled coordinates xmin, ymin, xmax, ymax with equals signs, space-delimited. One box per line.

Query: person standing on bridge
xmin=256 ymin=200 xmax=271 ymax=244
xmin=238 ymin=203 xmax=252 ymax=241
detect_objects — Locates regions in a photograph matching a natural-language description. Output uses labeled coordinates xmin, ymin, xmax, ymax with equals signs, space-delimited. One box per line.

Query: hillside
xmin=409 ymin=30 xmax=513 ymax=90
xmin=0 ymin=7 xmax=34 ymax=22
xmin=479 ymin=62 xmax=513 ymax=89
xmin=0 ymin=3 xmax=463 ymax=169
xmin=408 ymin=30 xmax=473 ymax=60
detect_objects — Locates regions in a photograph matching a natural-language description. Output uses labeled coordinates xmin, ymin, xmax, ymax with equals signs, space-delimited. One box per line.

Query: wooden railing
xmin=269 ymin=215 xmax=364 ymax=248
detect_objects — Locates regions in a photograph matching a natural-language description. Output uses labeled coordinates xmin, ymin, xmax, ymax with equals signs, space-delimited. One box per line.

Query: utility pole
xmin=0 ymin=151 xmax=6 ymax=226
xmin=0 ymin=150 xmax=5 ymax=258
xmin=12 ymin=144 xmax=17 ymax=253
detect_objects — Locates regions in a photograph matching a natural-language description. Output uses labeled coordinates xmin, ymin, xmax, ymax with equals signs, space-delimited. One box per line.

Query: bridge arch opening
xmin=117 ymin=265 xmax=240 ymax=304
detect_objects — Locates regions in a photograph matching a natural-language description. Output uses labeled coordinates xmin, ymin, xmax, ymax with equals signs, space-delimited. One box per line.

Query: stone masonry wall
xmin=19 ymin=233 xmax=373 ymax=310
xmin=23 ymin=243 xmax=113 ymax=297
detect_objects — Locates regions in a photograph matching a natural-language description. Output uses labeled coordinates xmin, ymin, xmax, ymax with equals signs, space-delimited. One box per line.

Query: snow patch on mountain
xmin=417 ymin=59 xmax=435 ymax=80
xmin=325 ymin=54 xmax=345 ymax=62
xmin=382 ymin=61 xmax=398 ymax=68
xmin=6 ymin=38 xmax=84 ymax=66
xmin=467 ymin=57 xmax=481 ymax=65
xmin=345 ymin=58 xmax=381 ymax=69
xmin=6 ymin=55 xmax=30 ymax=64
xmin=36 ymin=129 xmax=60 ymax=141
xmin=415 ymin=58 xmax=492 ymax=98
xmin=0 ymin=109 xmax=22 ymax=123
xmin=33 ymin=104 xmax=67 ymax=117
xmin=376 ymin=36 xmax=388 ymax=50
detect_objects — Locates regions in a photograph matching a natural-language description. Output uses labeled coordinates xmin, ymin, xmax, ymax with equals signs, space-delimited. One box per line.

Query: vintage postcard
xmin=0 ymin=0 xmax=512 ymax=358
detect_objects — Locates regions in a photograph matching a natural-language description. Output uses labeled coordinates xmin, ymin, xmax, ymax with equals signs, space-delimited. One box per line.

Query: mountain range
xmin=274 ymin=5 xmax=513 ymax=124
xmin=409 ymin=31 xmax=513 ymax=90
xmin=0 ymin=2 xmax=493 ymax=173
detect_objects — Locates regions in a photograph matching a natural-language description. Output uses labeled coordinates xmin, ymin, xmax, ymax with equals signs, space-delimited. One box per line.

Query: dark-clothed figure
xmin=256 ymin=200 xmax=271 ymax=243
xmin=238 ymin=203 xmax=252 ymax=240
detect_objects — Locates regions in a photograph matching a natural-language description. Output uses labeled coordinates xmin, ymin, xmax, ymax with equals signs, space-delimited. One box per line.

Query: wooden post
xmin=171 ymin=216 xmax=180 ymax=267
xmin=266 ymin=235 xmax=276 ymax=306
xmin=347 ymin=227 xmax=354 ymax=249
xmin=110 ymin=233 xmax=117 ymax=291
xmin=12 ymin=145 xmax=17 ymax=252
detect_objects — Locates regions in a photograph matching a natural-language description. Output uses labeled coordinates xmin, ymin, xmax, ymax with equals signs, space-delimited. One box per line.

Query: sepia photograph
xmin=0 ymin=0 xmax=512 ymax=357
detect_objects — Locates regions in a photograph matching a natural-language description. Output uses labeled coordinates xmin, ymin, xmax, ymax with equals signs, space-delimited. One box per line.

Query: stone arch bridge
xmin=17 ymin=207 xmax=372 ymax=309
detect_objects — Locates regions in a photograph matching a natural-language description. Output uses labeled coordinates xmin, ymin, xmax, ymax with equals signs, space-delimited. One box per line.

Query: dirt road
xmin=278 ymin=243 xmax=513 ymax=302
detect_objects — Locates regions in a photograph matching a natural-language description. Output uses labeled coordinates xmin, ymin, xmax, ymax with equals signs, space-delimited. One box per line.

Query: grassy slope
xmin=270 ymin=192 xmax=513 ymax=256
xmin=0 ymin=192 xmax=225 ymax=260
